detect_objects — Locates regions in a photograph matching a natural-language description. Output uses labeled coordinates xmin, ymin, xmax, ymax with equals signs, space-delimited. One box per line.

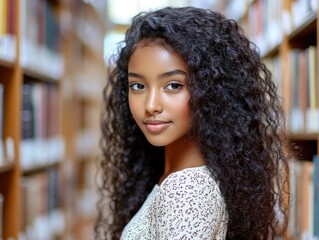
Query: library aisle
xmin=0 ymin=0 xmax=318 ymax=239
xmin=0 ymin=0 xmax=105 ymax=239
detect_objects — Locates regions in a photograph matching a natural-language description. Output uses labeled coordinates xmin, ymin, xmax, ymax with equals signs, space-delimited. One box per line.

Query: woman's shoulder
xmin=152 ymin=165 xmax=228 ymax=239
xmin=158 ymin=165 xmax=222 ymax=197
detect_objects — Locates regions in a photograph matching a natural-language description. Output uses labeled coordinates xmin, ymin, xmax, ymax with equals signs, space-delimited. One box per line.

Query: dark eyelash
xmin=167 ymin=82 xmax=183 ymax=88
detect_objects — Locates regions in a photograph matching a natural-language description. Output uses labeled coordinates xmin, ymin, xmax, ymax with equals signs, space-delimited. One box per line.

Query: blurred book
xmin=19 ymin=0 xmax=64 ymax=79
xmin=0 ymin=0 xmax=16 ymax=62
xmin=21 ymin=83 xmax=64 ymax=170
xmin=289 ymin=46 xmax=319 ymax=133
xmin=0 ymin=84 xmax=4 ymax=165
xmin=248 ymin=0 xmax=282 ymax=55
xmin=0 ymin=193 xmax=3 ymax=240
xmin=20 ymin=169 xmax=64 ymax=239
xmin=289 ymin=155 xmax=319 ymax=239
xmin=314 ymin=155 xmax=318 ymax=238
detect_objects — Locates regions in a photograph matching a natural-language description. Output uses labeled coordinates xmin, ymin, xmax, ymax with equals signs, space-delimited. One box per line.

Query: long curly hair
xmin=96 ymin=7 xmax=290 ymax=240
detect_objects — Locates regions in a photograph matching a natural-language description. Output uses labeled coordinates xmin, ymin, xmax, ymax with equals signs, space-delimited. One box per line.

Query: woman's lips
xmin=143 ymin=120 xmax=171 ymax=133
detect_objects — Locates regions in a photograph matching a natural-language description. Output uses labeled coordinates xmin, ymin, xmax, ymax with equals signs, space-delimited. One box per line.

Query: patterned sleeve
xmin=150 ymin=168 xmax=227 ymax=239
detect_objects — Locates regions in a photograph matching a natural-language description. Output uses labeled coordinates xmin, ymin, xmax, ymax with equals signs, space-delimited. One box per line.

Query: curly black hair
xmin=96 ymin=6 xmax=290 ymax=240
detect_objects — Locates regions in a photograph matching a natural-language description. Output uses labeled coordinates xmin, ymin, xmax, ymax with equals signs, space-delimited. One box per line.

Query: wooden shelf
xmin=0 ymin=59 xmax=14 ymax=69
xmin=0 ymin=162 xmax=15 ymax=174
xmin=262 ymin=43 xmax=280 ymax=58
xmin=48 ymin=0 xmax=61 ymax=6
xmin=22 ymin=161 xmax=60 ymax=176
xmin=23 ymin=67 xmax=61 ymax=83
xmin=289 ymin=132 xmax=318 ymax=141
xmin=288 ymin=11 xmax=317 ymax=47
xmin=289 ymin=11 xmax=317 ymax=38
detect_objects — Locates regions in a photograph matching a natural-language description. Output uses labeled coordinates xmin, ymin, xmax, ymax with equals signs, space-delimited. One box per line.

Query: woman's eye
xmin=129 ymin=83 xmax=145 ymax=91
xmin=166 ymin=83 xmax=183 ymax=91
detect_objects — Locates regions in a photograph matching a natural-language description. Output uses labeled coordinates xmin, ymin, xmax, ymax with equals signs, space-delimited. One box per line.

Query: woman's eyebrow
xmin=128 ymin=69 xmax=186 ymax=80
xmin=128 ymin=72 xmax=144 ymax=79
xmin=158 ymin=69 xmax=186 ymax=79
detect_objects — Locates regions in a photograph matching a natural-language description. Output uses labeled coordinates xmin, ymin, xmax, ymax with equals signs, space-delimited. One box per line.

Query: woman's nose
xmin=145 ymin=88 xmax=163 ymax=114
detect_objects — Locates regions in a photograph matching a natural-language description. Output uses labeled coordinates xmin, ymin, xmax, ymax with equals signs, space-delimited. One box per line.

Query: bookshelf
xmin=59 ymin=1 xmax=105 ymax=239
xmin=221 ymin=0 xmax=319 ymax=238
xmin=0 ymin=0 xmax=105 ymax=239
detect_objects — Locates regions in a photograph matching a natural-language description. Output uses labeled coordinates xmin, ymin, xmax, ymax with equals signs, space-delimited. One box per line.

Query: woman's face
xmin=128 ymin=43 xmax=191 ymax=147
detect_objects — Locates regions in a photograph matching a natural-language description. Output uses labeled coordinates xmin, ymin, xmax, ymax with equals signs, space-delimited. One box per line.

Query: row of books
xmin=0 ymin=83 xmax=14 ymax=166
xmin=0 ymin=0 xmax=15 ymax=36
xmin=0 ymin=0 xmax=64 ymax=77
xmin=21 ymin=83 xmax=64 ymax=170
xmin=0 ymin=84 xmax=3 ymax=148
xmin=20 ymin=0 xmax=64 ymax=79
xmin=290 ymin=0 xmax=318 ymax=31
xmin=248 ymin=0 xmax=282 ymax=56
xmin=244 ymin=0 xmax=318 ymax=56
xmin=289 ymin=46 xmax=318 ymax=133
xmin=19 ymin=169 xmax=65 ymax=240
xmin=0 ymin=0 xmax=15 ymax=62
xmin=22 ymin=83 xmax=60 ymax=139
xmin=288 ymin=155 xmax=318 ymax=239
xmin=264 ymin=56 xmax=282 ymax=98
xmin=20 ymin=0 xmax=60 ymax=53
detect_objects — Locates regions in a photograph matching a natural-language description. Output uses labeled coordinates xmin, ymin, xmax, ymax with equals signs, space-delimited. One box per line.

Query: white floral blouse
xmin=120 ymin=165 xmax=228 ymax=240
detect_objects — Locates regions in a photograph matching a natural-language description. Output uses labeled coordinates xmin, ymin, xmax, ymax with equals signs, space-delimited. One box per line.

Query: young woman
xmin=96 ymin=7 xmax=290 ymax=240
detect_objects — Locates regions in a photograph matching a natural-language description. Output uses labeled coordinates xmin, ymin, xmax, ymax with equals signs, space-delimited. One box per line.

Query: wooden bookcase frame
xmin=0 ymin=0 xmax=21 ymax=238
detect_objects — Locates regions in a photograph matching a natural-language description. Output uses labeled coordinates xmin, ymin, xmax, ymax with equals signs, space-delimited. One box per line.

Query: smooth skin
xmin=128 ymin=42 xmax=206 ymax=184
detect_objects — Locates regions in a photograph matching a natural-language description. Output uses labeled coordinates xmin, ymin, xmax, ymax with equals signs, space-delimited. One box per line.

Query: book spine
xmin=314 ymin=155 xmax=319 ymax=237
xmin=7 ymin=0 xmax=15 ymax=35
xmin=289 ymin=49 xmax=303 ymax=132
xmin=306 ymin=46 xmax=319 ymax=132
xmin=2 ymin=0 xmax=8 ymax=36
xmin=0 ymin=0 xmax=4 ymax=36
xmin=0 ymin=193 xmax=3 ymax=239
xmin=308 ymin=46 xmax=316 ymax=110
xmin=21 ymin=84 xmax=34 ymax=140
xmin=298 ymin=51 xmax=308 ymax=131
xmin=0 ymin=83 xmax=4 ymax=165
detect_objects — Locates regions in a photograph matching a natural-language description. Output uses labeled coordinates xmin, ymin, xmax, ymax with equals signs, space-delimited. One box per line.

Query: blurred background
xmin=0 ymin=0 xmax=318 ymax=239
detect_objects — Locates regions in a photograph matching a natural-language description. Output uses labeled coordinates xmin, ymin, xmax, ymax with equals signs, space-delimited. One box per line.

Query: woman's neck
xmin=158 ymin=137 xmax=206 ymax=184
